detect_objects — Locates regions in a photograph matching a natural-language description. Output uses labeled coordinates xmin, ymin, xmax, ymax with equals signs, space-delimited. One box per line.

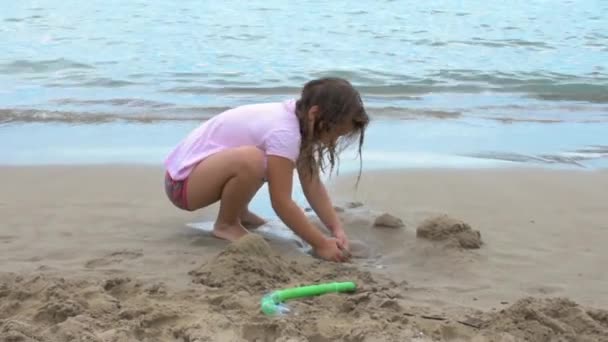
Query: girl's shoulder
xmin=262 ymin=99 xmax=301 ymax=163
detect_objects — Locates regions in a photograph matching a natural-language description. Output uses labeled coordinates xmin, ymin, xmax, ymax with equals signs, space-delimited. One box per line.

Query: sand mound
xmin=373 ymin=212 xmax=405 ymax=228
xmin=480 ymin=297 xmax=608 ymax=341
xmin=416 ymin=214 xmax=483 ymax=249
xmin=188 ymin=233 xmax=304 ymax=292
xmin=188 ymin=233 xmax=379 ymax=294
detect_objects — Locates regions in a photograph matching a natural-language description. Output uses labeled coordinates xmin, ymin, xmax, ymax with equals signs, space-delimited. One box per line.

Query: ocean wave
xmin=163 ymin=82 xmax=608 ymax=103
xmin=573 ymin=145 xmax=608 ymax=154
xmin=46 ymin=77 xmax=139 ymax=88
xmin=449 ymin=38 xmax=554 ymax=49
xmin=50 ymin=98 xmax=174 ymax=108
xmin=159 ymin=69 xmax=608 ymax=103
xmin=0 ymin=108 xmax=228 ymax=124
xmin=479 ymin=117 xmax=564 ymax=124
xmin=3 ymin=104 xmax=606 ymax=125
xmin=371 ymin=107 xmax=461 ymax=119
xmin=466 ymin=152 xmax=587 ymax=167
xmin=467 ymin=147 xmax=608 ymax=168
xmin=0 ymin=107 xmax=457 ymax=124
xmin=0 ymin=58 xmax=94 ymax=74
xmin=162 ymin=84 xmax=492 ymax=97
xmin=473 ymin=103 xmax=608 ymax=112
xmin=3 ymin=59 xmax=607 ymax=103
xmin=524 ymin=84 xmax=608 ymax=102
xmin=3 ymin=15 xmax=44 ymax=23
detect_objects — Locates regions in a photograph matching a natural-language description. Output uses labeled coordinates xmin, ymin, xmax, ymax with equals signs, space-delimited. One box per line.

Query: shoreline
xmin=2 ymin=118 xmax=608 ymax=170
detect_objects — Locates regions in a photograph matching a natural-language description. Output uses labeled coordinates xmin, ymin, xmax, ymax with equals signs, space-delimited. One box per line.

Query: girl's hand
xmin=315 ymin=238 xmax=349 ymax=262
xmin=333 ymin=227 xmax=350 ymax=252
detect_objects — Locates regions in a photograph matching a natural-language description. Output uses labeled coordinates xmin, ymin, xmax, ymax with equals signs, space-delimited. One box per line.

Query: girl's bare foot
xmin=212 ymin=222 xmax=249 ymax=241
xmin=240 ymin=210 xmax=267 ymax=229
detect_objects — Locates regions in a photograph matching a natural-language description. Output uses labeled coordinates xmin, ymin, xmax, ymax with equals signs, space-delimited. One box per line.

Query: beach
xmin=2 ymin=165 xmax=607 ymax=341
xmin=2 ymin=1 xmax=608 ymax=340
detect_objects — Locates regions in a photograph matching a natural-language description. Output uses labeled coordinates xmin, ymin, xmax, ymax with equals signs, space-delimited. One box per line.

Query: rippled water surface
xmin=2 ymin=1 xmax=608 ymax=119
xmin=1 ymin=0 xmax=607 ymax=167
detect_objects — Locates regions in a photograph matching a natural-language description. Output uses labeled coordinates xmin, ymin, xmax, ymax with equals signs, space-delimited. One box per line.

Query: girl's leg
xmin=240 ymin=208 xmax=267 ymax=229
xmin=185 ymin=146 xmax=265 ymax=241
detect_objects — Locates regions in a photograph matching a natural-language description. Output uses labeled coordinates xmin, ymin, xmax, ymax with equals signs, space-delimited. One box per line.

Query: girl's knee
xmin=235 ymin=147 xmax=265 ymax=178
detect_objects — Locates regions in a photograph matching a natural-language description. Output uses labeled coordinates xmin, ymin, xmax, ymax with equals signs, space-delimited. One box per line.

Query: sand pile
xmin=479 ymin=297 xmax=608 ymax=341
xmin=188 ymin=233 xmax=304 ymax=292
xmin=188 ymin=234 xmax=376 ymax=291
xmin=373 ymin=213 xmax=405 ymax=228
xmin=0 ymin=273 xmax=192 ymax=342
xmin=416 ymin=214 xmax=483 ymax=249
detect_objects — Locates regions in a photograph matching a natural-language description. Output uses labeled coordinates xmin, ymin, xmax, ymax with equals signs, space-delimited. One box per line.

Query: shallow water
xmin=2 ymin=119 xmax=607 ymax=168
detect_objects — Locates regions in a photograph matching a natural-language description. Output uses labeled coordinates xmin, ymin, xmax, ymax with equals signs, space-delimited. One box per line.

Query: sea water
xmin=1 ymin=0 xmax=607 ymax=171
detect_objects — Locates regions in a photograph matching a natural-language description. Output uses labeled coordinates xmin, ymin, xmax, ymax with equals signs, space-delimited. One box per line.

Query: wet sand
xmin=331 ymin=168 xmax=608 ymax=310
xmin=1 ymin=165 xmax=607 ymax=341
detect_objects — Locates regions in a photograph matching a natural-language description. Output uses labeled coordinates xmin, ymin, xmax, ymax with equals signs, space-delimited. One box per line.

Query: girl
xmin=164 ymin=77 xmax=369 ymax=262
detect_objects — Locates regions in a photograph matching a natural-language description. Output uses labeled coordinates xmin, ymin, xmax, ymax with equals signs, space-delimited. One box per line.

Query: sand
xmin=1 ymin=165 xmax=608 ymax=341
xmin=416 ymin=215 xmax=483 ymax=249
xmin=373 ymin=213 xmax=405 ymax=228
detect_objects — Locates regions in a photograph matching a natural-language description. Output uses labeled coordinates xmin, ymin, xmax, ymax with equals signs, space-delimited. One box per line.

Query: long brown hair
xmin=295 ymin=77 xmax=369 ymax=184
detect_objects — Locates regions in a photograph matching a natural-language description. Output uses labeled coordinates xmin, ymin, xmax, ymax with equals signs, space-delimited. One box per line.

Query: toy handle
xmin=275 ymin=282 xmax=356 ymax=302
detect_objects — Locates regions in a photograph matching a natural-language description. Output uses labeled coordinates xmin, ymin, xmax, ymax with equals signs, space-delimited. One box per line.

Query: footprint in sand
xmin=85 ymin=249 xmax=143 ymax=268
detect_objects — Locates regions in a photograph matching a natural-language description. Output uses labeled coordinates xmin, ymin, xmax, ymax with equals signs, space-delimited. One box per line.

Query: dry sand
xmin=1 ymin=165 xmax=608 ymax=341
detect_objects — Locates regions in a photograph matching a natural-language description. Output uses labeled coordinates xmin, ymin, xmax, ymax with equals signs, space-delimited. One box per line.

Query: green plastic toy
xmin=260 ymin=281 xmax=357 ymax=315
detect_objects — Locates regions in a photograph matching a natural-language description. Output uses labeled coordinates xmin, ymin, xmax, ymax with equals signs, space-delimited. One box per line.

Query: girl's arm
xmin=298 ymin=167 xmax=343 ymax=237
xmin=267 ymin=155 xmax=346 ymax=261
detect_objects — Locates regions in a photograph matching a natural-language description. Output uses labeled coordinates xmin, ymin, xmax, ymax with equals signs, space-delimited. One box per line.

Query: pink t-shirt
xmin=164 ymin=99 xmax=301 ymax=180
